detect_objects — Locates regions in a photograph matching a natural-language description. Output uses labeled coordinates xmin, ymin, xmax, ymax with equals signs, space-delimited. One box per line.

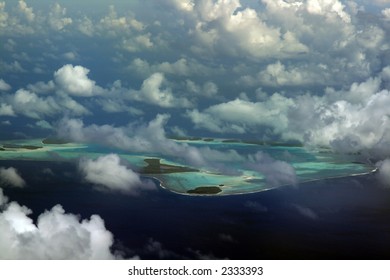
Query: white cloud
xmin=79 ymin=154 xmax=155 ymax=195
xmin=356 ymin=25 xmax=385 ymax=50
xmin=383 ymin=8 xmax=390 ymax=20
xmin=255 ymin=0 xmax=382 ymax=85
xmin=54 ymin=64 xmax=99 ymax=97
xmin=169 ymin=0 xmax=194 ymax=12
xmin=77 ymin=16 xmax=95 ymax=36
xmin=187 ymin=72 xmax=390 ymax=160
xmin=0 ymin=103 xmax=15 ymax=116
xmin=60 ymin=96 xmax=91 ymax=115
xmin=257 ymin=61 xmax=319 ymax=87
xmin=18 ymin=0 xmax=35 ymax=22
xmin=0 ymin=167 xmax=26 ymax=188
xmin=306 ymin=0 xmax=351 ymax=23
xmin=48 ymin=3 xmax=72 ymax=31
xmin=122 ymin=34 xmax=154 ymax=52
xmin=99 ymin=5 xmax=145 ymax=35
xmin=130 ymin=58 xmax=197 ymax=77
xmin=0 ymin=85 xmax=90 ymax=119
xmin=131 ymin=73 xmax=192 ymax=108
xmin=63 ymin=52 xmax=77 ymax=61
xmin=0 ymin=2 xmax=8 ymax=29
xmin=186 ymin=80 xmax=218 ymax=98
xmin=183 ymin=0 xmax=309 ymax=59
xmin=186 ymin=95 xmax=294 ymax=134
xmin=10 ymin=89 xmax=60 ymax=118
xmin=0 ymin=195 xmax=118 ymax=259
xmin=0 ymin=79 xmax=11 ymax=91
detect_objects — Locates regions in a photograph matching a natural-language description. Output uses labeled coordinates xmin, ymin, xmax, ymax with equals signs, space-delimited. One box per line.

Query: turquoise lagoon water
xmin=0 ymin=139 xmax=374 ymax=195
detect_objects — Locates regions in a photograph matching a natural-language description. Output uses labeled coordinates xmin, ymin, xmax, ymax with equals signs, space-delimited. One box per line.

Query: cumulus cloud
xmin=131 ymin=73 xmax=192 ymax=108
xmin=48 ymin=3 xmax=72 ymax=31
xmin=187 ymin=72 xmax=390 ymax=161
xmin=0 ymin=103 xmax=15 ymax=116
xmin=18 ymin=0 xmax=35 ymax=22
xmin=0 ymin=79 xmax=11 ymax=91
xmin=247 ymin=152 xmax=297 ymax=188
xmin=168 ymin=0 xmax=194 ymax=12
xmin=54 ymin=64 xmax=99 ymax=97
xmin=186 ymin=80 xmax=218 ymax=98
xmin=0 ymin=65 xmax=103 ymax=119
xmin=0 ymin=2 xmax=7 ymax=29
xmin=1 ymin=88 xmax=89 ymax=119
xmin=0 ymin=189 xmax=118 ymax=259
xmin=99 ymin=5 xmax=145 ymax=35
xmin=128 ymin=58 xmax=215 ymax=78
xmin=6 ymin=89 xmax=60 ymax=119
xmin=305 ymin=0 xmax=351 ymax=23
xmin=383 ymin=8 xmax=390 ymax=20
xmin=62 ymin=51 xmax=78 ymax=61
xmin=121 ymin=33 xmax=154 ymax=52
xmin=0 ymin=167 xmax=26 ymax=188
xmin=186 ymin=0 xmax=308 ymax=59
xmin=79 ymin=154 xmax=155 ymax=195
xmin=27 ymin=81 xmax=55 ymax=94
xmin=257 ymin=61 xmax=320 ymax=87
xmin=186 ymin=94 xmax=294 ymax=134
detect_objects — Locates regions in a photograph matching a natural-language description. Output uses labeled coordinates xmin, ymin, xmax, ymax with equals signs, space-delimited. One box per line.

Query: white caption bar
xmin=1 ymin=260 xmax=389 ymax=280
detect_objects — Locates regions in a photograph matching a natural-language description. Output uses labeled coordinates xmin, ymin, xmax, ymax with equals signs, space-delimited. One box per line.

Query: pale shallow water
xmin=0 ymin=138 xmax=374 ymax=195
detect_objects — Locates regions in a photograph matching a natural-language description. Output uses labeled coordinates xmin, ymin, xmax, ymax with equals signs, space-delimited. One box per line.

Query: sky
xmin=0 ymin=0 xmax=390 ymax=153
xmin=0 ymin=0 xmax=390 ymax=259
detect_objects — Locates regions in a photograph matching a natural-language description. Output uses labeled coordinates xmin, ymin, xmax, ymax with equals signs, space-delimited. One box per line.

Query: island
xmin=0 ymin=137 xmax=376 ymax=196
xmin=141 ymin=158 xmax=197 ymax=174
xmin=187 ymin=186 xmax=222 ymax=194
xmin=42 ymin=138 xmax=70 ymax=144
xmin=1 ymin=144 xmax=42 ymax=150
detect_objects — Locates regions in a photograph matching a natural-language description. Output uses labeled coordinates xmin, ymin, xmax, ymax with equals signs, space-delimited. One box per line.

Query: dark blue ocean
xmin=1 ymin=159 xmax=390 ymax=259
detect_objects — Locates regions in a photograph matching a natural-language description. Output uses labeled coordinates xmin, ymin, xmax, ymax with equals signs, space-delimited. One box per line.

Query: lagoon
xmin=0 ymin=138 xmax=374 ymax=195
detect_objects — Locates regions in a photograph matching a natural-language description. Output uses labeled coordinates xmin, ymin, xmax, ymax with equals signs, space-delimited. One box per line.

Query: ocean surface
xmin=0 ymin=140 xmax=389 ymax=259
